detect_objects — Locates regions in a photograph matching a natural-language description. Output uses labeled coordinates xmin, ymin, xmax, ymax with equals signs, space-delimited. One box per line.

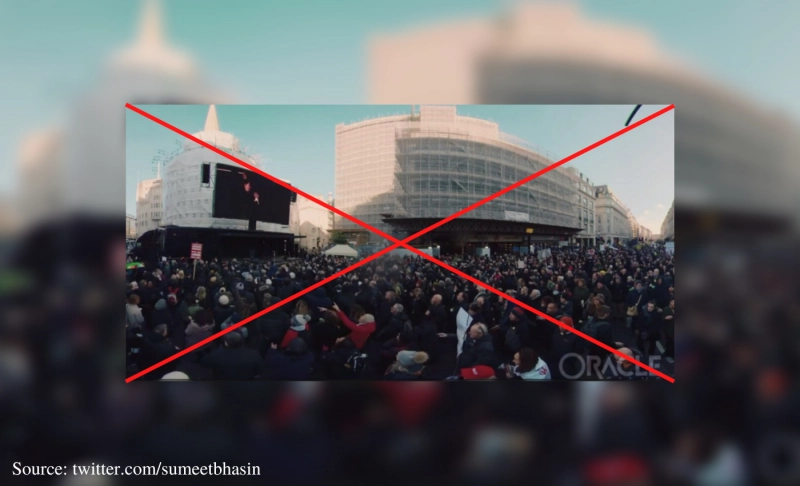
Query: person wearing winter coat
xmin=456 ymin=323 xmax=495 ymax=369
xmin=280 ymin=314 xmax=312 ymax=349
xmin=265 ymin=338 xmax=314 ymax=380
xmin=384 ymin=350 xmax=430 ymax=381
xmin=213 ymin=294 xmax=235 ymax=332
xmin=501 ymin=347 xmax=551 ymax=380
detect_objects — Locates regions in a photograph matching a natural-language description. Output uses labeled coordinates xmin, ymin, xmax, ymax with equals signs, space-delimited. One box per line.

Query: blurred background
xmin=2 ymin=0 xmax=799 ymax=484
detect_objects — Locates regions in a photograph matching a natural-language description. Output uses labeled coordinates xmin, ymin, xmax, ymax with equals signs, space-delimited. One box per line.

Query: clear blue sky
xmin=127 ymin=104 xmax=673 ymax=232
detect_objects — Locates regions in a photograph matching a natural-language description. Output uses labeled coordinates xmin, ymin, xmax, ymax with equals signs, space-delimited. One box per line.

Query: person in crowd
xmin=126 ymin=294 xmax=145 ymax=329
xmin=625 ymin=281 xmax=647 ymax=328
xmin=661 ymin=298 xmax=675 ymax=360
xmin=549 ymin=316 xmax=581 ymax=379
xmin=384 ymin=350 xmax=430 ymax=380
xmin=633 ymin=300 xmax=663 ymax=359
xmin=264 ymin=338 xmax=314 ymax=380
xmin=456 ymin=323 xmax=494 ymax=370
xmin=213 ymin=294 xmax=235 ymax=332
xmin=500 ymin=347 xmax=551 ymax=380
xmin=330 ymin=302 xmax=375 ymax=350
xmin=373 ymin=303 xmax=410 ymax=343
xmin=126 ymin=243 xmax=675 ymax=382
xmin=280 ymin=313 xmax=312 ymax=349
xmin=201 ymin=331 xmax=263 ymax=379
xmin=185 ymin=310 xmax=214 ymax=349
xmin=140 ymin=323 xmax=177 ymax=380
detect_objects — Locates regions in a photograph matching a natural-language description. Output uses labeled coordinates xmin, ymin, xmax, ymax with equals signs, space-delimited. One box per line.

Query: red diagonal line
xmin=125 ymin=104 xmax=673 ymax=381
xmin=386 ymin=246 xmax=674 ymax=382
xmin=126 ymin=241 xmax=402 ymax=382
xmin=125 ymin=103 xmax=399 ymax=244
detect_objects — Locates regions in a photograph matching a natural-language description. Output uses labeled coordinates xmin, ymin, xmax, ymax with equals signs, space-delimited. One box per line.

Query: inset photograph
xmin=125 ymin=104 xmax=674 ymax=382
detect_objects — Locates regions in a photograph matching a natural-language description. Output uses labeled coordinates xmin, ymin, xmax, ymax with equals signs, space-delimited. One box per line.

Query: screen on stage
xmin=213 ymin=163 xmax=292 ymax=224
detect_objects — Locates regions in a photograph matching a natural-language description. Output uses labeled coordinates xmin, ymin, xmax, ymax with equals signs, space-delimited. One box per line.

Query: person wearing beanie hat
xmin=503 ymin=307 xmax=532 ymax=355
xmin=280 ymin=314 xmax=312 ymax=349
xmin=213 ymin=294 xmax=234 ymax=331
xmin=384 ymin=350 xmax=430 ymax=380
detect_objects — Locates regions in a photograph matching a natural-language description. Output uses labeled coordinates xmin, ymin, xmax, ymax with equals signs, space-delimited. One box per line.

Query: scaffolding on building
xmin=392 ymin=127 xmax=581 ymax=230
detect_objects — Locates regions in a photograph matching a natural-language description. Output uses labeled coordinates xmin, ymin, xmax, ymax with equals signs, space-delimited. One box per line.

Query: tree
xmin=330 ymin=231 xmax=348 ymax=245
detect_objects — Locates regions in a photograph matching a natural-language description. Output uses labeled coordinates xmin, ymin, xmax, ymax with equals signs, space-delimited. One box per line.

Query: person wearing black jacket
xmin=334 ymin=283 xmax=357 ymax=317
xmin=373 ymin=303 xmax=410 ymax=343
xmin=257 ymin=296 xmax=291 ymax=348
xmin=549 ymin=316 xmax=582 ymax=380
xmin=201 ymin=331 xmax=263 ymax=379
xmin=139 ymin=323 xmax=177 ymax=380
xmin=264 ymin=338 xmax=314 ymax=380
xmin=625 ymin=281 xmax=647 ymax=328
xmin=456 ymin=323 xmax=494 ymax=370
xmin=500 ymin=307 xmax=533 ymax=358
xmin=426 ymin=294 xmax=447 ymax=332
xmin=633 ymin=300 xmax=662 ymax=359
xmin=376 ymin=291 xmax=398 ymax=333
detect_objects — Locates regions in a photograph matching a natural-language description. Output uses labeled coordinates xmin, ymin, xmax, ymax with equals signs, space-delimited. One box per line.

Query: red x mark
xmin=125 ymin=103 xmax=675 ymax=383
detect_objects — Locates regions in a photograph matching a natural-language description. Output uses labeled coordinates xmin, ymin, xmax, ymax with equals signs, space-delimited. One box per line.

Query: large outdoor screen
xmin=212 ymin=163 xmax=292 ymax=224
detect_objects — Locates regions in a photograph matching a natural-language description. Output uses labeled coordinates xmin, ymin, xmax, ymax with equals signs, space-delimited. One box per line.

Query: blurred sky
xmin=127 ymin=104 xmax=673 ymax=232
xmin=4 ymin=0 xmax=796 ymax=230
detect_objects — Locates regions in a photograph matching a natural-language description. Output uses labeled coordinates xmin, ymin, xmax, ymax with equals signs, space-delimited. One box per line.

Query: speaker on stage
xmin=201 ymin=163 xmax=210 ymax=184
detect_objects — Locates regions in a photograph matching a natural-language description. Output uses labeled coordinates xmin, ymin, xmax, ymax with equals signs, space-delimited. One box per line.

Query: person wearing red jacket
xmin=323 ymin=303 xmax=375 ymax=350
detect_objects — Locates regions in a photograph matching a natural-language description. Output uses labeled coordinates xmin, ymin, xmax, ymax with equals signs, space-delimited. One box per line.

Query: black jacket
xmin=457 ymin=334 xmax=494 ymax=369
xmin=264 ymin=349 xmax=314 ymax=380
xmin=257 ymin=308 xmax=291 ymax=345
xmin=139 ymin=332 xmax=176 ymax=379
xmin=201 ymin=346 xmax=263 ymax=379
xmin=374 ymin=311 xmax=410 ymax=343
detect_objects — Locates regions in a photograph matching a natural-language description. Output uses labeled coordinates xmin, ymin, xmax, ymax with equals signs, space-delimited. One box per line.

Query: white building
xmin=368 ymin=2 xmax=797 ymax=232
xmin=565 ymin=167 xmax=596 ymax=246
xmin=16 ymin=0 xmax=227 ymax=230
xmin=161 ymin=105 xmax=296 ymax=234
xmin=135 ymin=171 xmax=162 ymax=238
xmin=294 ymin=193 xmax=334 ymax=251
xmin=335 ymin=105 xmax=578 ymax=244
xmin=594 ymin=185 xmax=633 ymax=243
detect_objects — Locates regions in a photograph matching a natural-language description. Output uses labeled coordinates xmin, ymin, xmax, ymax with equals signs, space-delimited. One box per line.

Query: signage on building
xmin=504 ymin=210 xmax=530 ymax=222
xmin=190 ymin=243 xmax=202 ymax=260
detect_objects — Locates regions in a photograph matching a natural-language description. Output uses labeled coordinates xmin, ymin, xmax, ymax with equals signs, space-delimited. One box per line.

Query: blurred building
xmin=126 ymin=214 xmax=137 ymax=239
xmin=661 ymin=201 xmax=674 ymax=240
xmin=335 ymin=105 xmax=581 ymax=252
xmin=135 ymin=173 xmax=162 ymax=238
xmin=294 ymin=193 xmax=334 ymax=251
xmin=16 ymin=0 xmax=229 ymax=229
xmin=369 ymin=2 xmax=797 ymax=232
xmin=564 ymin=167 xmax=597 ymax=247
xmin=594 ymin=185 xmax=633 ymax=244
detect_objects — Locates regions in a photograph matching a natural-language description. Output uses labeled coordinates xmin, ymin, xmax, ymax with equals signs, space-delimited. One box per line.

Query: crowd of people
xmin=125 ymin=242 xmax=674 ymax=381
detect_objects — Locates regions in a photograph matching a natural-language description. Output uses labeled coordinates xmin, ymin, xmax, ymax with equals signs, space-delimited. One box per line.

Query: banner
xmin=455 ymin=307 xmax=470 ymax=357
xmin=190 ymin=243 xmax=202 ymax=260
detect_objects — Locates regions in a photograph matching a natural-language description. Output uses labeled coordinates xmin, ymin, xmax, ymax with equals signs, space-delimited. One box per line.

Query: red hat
xmin=460 ymin=365 xmax=495 ymax=380
xmin=511 ymin=307 xmax=525 ymax=318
